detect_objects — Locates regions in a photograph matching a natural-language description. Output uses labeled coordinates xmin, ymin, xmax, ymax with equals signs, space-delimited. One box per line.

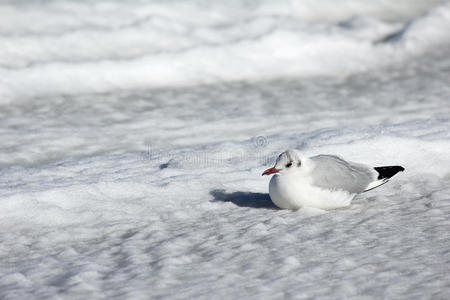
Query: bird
xmin=262 ymin=149 xmax=404 ymax=210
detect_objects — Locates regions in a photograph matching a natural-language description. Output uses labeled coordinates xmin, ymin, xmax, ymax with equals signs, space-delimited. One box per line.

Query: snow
xmin=1 ymin=0 xmax=450 ymax=299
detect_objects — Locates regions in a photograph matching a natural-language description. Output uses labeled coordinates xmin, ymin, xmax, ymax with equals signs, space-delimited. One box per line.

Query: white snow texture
xmin=1 ymin=0 xmax=450 ymax=299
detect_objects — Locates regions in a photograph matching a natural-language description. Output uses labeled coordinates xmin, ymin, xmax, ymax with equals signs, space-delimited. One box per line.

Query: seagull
xmin=262 ymin=150 xmax=404 ymax=210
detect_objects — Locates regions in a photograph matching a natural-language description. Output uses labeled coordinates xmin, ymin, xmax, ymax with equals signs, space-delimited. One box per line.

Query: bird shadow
xmin=210 ymin=189 xmax=278 ymax=210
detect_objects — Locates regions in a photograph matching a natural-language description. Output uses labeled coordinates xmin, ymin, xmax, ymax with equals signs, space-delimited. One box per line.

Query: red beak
xmin=262 ymin=167 xmax=279 ymax=176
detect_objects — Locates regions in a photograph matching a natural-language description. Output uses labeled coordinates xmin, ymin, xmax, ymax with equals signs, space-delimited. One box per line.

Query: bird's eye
xmin=297 ymin=161 xmax=301 ymax=167
xmin=285 ymin=162 xmax=292 ymax=168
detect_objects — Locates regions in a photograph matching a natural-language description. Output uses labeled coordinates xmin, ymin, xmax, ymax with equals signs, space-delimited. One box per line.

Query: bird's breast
xmin=269 ymin=174 xmax=307 ymax=210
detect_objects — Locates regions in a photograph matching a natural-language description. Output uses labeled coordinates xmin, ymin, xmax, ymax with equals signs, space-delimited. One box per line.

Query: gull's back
xmin=309 ymin=155 xmax=376 ymax=194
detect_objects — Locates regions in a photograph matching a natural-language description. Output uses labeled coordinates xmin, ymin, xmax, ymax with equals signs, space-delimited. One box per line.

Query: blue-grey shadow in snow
xmin=210 ymin=189 xmax=277 ymax=209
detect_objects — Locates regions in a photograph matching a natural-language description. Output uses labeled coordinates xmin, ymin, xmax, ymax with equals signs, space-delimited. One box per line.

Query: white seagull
xmin=262 ymin=150 xmax=404 ymax=210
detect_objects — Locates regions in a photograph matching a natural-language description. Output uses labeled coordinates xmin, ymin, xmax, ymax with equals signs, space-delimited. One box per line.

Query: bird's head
xmin=262 ymin=149 xmax=303 ymax=176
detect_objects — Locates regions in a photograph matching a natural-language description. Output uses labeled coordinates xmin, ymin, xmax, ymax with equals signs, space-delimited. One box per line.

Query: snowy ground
xmin=1 ymin=1 xmax=450 ymax=299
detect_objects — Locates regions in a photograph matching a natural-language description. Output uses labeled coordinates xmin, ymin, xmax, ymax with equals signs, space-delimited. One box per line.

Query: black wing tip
xmin=374 ymin=166 xmax=405 ymax=180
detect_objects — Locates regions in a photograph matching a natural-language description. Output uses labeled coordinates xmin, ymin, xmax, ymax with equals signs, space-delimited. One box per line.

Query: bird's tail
xmin=363 ymin=166 xmax=405 ymax=192
xmin=374 ymin=166 xmax=405 ymax=180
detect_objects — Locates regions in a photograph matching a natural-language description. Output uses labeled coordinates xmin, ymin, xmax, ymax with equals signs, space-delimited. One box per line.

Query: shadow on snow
xmin=210 ymin=189 xmax=277 ymax=209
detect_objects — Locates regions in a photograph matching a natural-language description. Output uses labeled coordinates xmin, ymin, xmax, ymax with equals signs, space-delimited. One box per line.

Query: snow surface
xmin=1 ymin=0 xmax=450 ymax=299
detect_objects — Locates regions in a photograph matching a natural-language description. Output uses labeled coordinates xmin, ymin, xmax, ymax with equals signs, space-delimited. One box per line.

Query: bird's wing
xmin=309 ymin=155 xmax=377 ymax=194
